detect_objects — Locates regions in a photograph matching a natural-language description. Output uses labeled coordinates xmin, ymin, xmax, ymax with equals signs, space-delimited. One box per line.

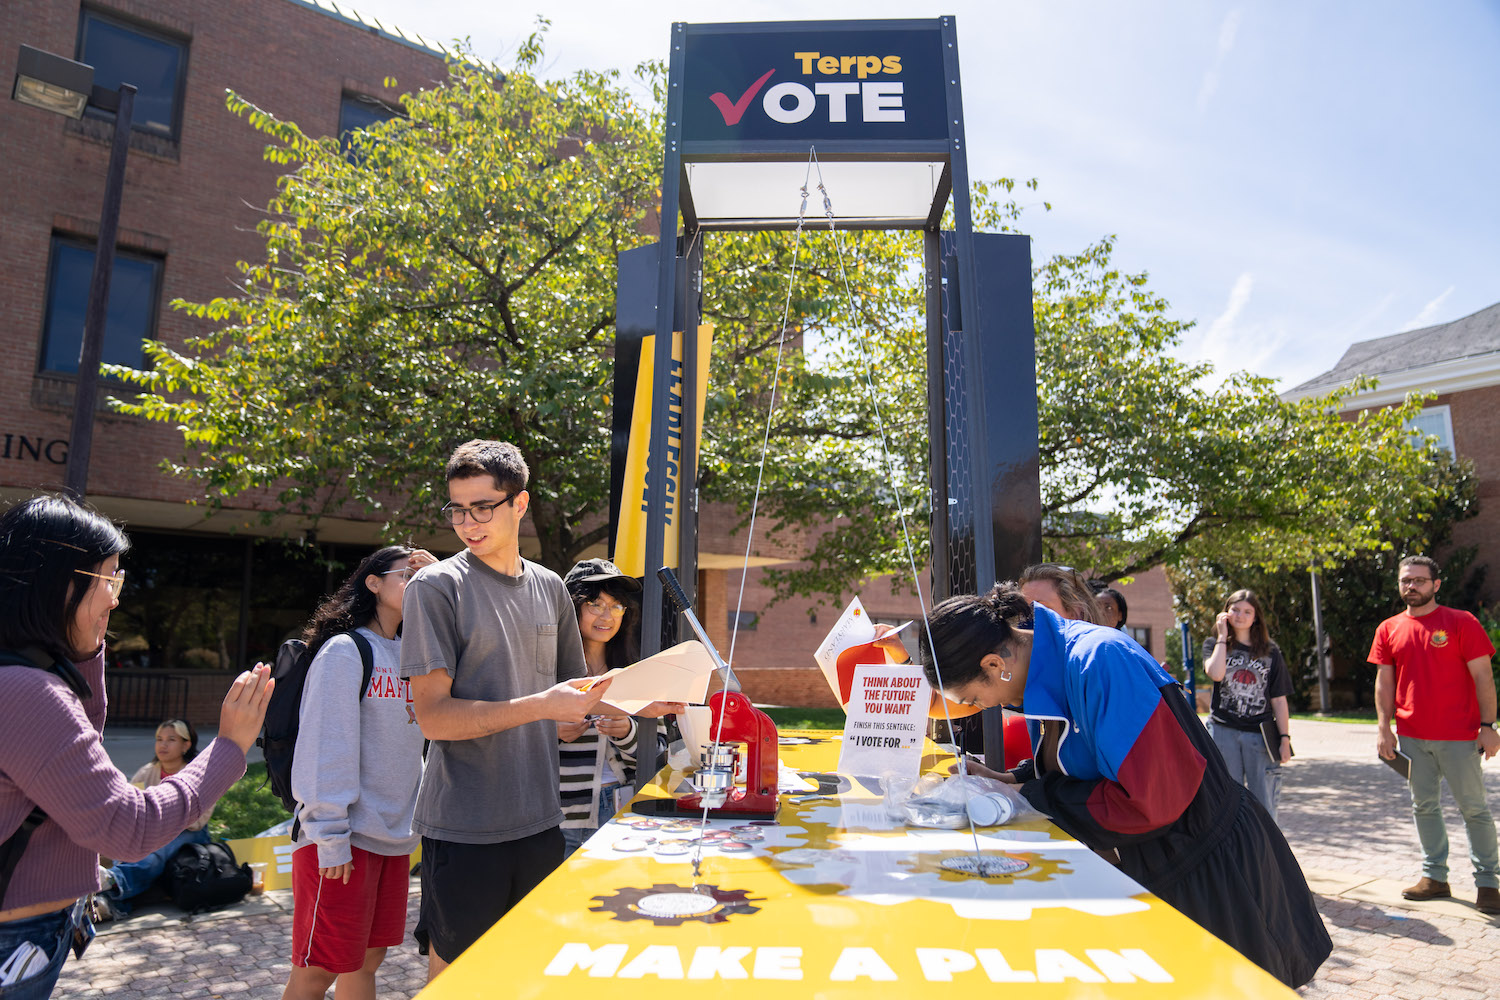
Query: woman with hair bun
xmin=916 ymin=582 xmax=1330 ymax=990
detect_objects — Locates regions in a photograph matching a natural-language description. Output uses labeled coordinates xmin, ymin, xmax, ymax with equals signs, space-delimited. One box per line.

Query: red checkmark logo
xmin=709 ymin=68 xmax=775 ymax=126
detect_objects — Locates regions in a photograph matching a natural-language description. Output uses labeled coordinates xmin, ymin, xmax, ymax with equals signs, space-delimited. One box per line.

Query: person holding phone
xmin=0 ymin=495 xmax=272 ymax=998
xmin=1202 ymin=589 xmax=1293 ymax=821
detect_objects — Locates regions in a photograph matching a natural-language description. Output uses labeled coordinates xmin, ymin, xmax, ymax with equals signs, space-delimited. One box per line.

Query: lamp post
xmin=12 ymin=44 xmax=136 ymax=500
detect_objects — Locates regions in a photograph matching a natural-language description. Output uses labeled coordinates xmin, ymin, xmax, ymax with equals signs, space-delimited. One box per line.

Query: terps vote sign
xmin=681 ymin=23 xmax=949 ymax=143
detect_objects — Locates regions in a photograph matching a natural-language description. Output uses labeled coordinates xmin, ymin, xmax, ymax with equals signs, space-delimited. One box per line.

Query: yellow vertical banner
xmin=613 ymin=325 xmax=713 ymax=577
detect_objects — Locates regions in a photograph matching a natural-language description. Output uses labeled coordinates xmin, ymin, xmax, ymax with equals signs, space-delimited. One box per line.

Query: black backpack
xmin=258 ymin=630 xmax=375 ymax=821
xmin=167 ymin=840 xmax=251 ymax=914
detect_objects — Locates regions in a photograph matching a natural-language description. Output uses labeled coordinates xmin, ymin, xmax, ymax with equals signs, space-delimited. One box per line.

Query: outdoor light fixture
xmin=11 ymin=42 xmax=135 ymax=499
xmin=12 ymin=44 xmax=94 ymax=119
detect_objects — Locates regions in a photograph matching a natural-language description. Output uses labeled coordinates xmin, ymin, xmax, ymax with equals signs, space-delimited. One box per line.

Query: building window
xmin=1127 ymin=625 xmax=1151 ymax=653
xmin=39 ymin=237 xmax=161 ymax=375
xmin=339 ymin=93 xmax=400 ymax=157
xmin=1407 ymin=405 xmax=1454 ymax=454
xmin=77 ymin=8 xmax=188 ymax=139
xmin=728 ymin=611 xmax=759 ymax=632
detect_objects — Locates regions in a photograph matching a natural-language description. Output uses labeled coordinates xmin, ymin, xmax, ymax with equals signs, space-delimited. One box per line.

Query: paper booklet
xmin=812 ymin=596 xmax=913 ymax=709
xmin=579 ymin=639 xmax=716 ymax=715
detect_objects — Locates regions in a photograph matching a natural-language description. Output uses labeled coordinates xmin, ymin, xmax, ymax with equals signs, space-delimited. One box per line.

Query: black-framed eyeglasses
xmin=440 ymin=493 xmax=518 ymax=525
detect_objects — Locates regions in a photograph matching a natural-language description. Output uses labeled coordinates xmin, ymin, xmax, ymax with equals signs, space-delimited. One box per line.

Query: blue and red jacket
xmin=1018 ymin=604 xmax=1207 ymax=848
xmin=1014 ymin=604 xmax=1330 ymax=988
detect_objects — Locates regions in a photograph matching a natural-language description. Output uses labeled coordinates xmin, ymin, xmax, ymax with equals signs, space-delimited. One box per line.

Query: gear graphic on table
xmin=590 ymin=883 xmax=763 ymax=926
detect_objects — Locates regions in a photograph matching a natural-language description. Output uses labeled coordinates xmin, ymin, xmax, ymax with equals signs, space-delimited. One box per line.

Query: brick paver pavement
xmin=49 ymin=720 xmax=1500 ymax=997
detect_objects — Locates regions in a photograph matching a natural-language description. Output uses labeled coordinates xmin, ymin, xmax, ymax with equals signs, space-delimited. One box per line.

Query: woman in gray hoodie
xmin=282 ymin=544 xmax=433 ymax=1000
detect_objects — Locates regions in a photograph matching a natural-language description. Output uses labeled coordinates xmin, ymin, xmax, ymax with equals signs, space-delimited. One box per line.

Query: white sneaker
xmin=97 ymin=865 xmax=118 ymax=893
xmin=90 ymin=895 xmax=115 ymax=923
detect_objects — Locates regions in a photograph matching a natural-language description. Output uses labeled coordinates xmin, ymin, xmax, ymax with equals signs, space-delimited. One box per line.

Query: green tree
xmin=109 ymin=34 xmax=660 ymax=570
xmin=1168 ymin=451 xmax=1482 ymax=709
xmin=107 ymin=33 xmax=1448 ymax=605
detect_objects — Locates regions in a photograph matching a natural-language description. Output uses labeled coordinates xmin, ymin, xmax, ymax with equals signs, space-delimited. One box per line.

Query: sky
xmin=345 ymin=0 xmax=1500 ymax=392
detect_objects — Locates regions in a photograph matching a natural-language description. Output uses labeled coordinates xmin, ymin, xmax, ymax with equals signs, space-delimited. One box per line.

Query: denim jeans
xmin=105 ymin=827 xmax=211 ymax=914
xmin=1209 ymin=721 xmax=1283 ymax=822
xmin=0 ymin=907 xmax=73 ymax=999
xmin=1399 ymin=734 xmax=1500 ymax=887
xmin=560 ymin=781 xmax=624 ymax=859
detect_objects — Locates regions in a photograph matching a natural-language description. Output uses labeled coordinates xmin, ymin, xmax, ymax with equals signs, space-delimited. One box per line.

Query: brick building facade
xmin=2 ymin=0 xmax=1174 ymax=720
xmin=1287 ymin=301 xmax=1500 ymax=601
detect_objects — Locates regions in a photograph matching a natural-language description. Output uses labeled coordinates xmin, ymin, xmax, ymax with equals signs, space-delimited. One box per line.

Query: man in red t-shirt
xmin=1370 ymin=555 xmax=1500 ymax=914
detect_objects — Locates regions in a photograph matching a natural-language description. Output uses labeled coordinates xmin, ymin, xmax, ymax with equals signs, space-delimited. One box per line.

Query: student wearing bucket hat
xmin=558 ymin=559 xmax=681 ymax=855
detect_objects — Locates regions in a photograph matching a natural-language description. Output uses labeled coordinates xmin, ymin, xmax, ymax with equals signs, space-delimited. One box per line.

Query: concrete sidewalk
xmin=52 ymin=720 xmax=1500 ymax=998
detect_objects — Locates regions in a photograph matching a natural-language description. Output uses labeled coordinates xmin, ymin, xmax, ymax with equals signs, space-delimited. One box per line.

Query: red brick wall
xmin=1436 ymin=386 xmax=1500 ymax=602
xmin=1113 ymin=565 xmax=1175 ymax=662
xmin=0 ymin=0 xmax=447 ymax=505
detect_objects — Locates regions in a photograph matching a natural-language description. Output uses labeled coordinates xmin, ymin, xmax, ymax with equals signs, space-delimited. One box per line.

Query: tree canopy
xmin=109 ymin=33 xmax=1448 ymax=605
xmin=1168 ymin=451 xmax=1482 ymax=709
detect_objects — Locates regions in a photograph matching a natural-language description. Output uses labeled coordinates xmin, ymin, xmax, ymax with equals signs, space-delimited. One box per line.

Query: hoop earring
xmin=999 ymin=668 xmax=1013 ymax=683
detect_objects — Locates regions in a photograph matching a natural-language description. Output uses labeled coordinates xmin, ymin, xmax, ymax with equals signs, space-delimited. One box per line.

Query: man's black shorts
xmin=414 ymin=827 xmax=565 ymax=963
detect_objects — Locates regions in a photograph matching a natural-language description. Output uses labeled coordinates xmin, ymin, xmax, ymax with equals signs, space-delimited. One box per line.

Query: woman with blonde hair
xmin=94 ymin=719 xmax=213 ymax=919
xmin=1018 ymin=564 xmax=1103 ymax=624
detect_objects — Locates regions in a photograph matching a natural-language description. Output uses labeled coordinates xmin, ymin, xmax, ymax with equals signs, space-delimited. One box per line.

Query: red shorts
xmin=291 ymin=844 xmax=411 ymax=973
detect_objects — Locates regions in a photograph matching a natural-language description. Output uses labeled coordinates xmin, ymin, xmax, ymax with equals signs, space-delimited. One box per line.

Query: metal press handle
xmin=657 ymin=566 xmax=739 ymax=688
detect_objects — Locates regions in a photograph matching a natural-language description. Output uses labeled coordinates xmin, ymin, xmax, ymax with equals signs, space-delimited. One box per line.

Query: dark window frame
xmin=38 ymin=233 xmax=163 ymax=377
xmin=75 ymin=5 xmax=190 ymax=141
xmin=728 ymin=610 xmax=760 ymax=632
xmin=339 ymin=92 xmax=401 ymax=158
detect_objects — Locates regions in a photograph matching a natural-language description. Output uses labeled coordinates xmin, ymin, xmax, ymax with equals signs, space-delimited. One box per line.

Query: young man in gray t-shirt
xmin=400 ymin=439 xmax=607 ymax=979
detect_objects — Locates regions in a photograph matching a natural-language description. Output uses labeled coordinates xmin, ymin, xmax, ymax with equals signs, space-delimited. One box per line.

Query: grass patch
xmin=762 ymin=707 xmax=846 ymax=730
xmin=209 ymin=762 xmax=292 ymax=841
xmin=1292 ymin=710 xmax=1378 ymax=725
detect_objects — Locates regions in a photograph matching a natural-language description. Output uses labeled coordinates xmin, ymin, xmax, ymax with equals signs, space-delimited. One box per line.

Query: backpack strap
xmin=346 ymin=629 xmax=376 ymax=701
xmin=0 ymin=647 xmax=91 ymax=701
xmin=0 ymin=807 xmax=47 ymax=910
xmin=0 ymin=647 xmax=93 ymax=907
xmin=290 ymin=630 xmax=376 ymax=843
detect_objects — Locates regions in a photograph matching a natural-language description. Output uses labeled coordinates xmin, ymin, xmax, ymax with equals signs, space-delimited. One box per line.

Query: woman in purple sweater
xmin=0 ymin=496 xmax=272 ymax=998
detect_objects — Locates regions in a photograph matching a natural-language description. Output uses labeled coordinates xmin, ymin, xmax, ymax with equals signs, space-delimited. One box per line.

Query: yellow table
xmin=418 ymin=732 xmax=1295 ymax=997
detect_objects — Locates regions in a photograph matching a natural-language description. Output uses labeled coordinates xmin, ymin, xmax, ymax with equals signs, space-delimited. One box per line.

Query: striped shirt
xmin=558 ymin=720 xmax=638 ymax=830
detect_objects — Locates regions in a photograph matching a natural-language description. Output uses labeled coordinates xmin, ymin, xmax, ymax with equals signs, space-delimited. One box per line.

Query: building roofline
xmin=281 ymin=0 xmax=451 ymax=62
xmin=1281 ymin=350 xmax=1500 ymax=408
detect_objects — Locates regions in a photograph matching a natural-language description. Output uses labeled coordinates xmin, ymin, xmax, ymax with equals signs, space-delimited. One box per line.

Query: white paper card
xmin=584 ymin=640 xmax=716 ymax=715
xmin=836 ymin=663 xmax=930 ymax=782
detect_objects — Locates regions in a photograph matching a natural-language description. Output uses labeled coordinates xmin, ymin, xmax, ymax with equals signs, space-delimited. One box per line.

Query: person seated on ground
xmin=281 ymin=544 xmax=435 ymax=1000
xmin=94 ymin=720 xmax=213 ymax=919
xmin=0 ymin=494 xmax=272 ymax=999
xmin=915 ymin=581 xmax=1331 ymax=989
